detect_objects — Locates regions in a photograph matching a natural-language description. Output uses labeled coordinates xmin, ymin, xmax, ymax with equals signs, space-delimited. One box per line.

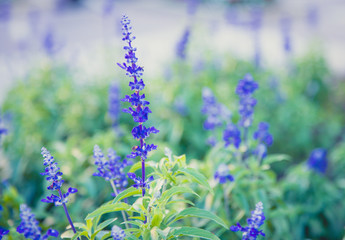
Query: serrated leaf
xmin=160 ymin=186 xmax=199 ymax=205
xmin=171 ymin=207 xmax=228 ymax=229
xmin=178 ymin=168 xmax=212 ymax=193
xmin=86 ymin=202 xmax=130 ymax=220
xmin=169 ymin=227 xmax=220 ymax=240
xmin=112 ymin=187 xmax=142 ymax=204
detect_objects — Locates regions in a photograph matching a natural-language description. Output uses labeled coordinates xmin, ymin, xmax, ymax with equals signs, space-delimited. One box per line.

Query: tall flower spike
xmin=118 ymin=15 xmax=159 ymax=197
xmin=230 ymin=202 xmax=266 ymax=240
xmin=40 ymin=147 xmax=79 ymax=238
xmin=17 ymin=204 xmax=59 ymax=240
xmin=236 ymin=74 xmax=258 ymax=128
xmin=202 ymin=87 xmax=231 ymax=146
xmin=176 ymin=27 xmax=190 ymax=60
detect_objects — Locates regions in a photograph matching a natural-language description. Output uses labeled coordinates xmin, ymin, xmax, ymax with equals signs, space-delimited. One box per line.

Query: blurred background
xmin=1 ymin=0 xmax=345 ymax=239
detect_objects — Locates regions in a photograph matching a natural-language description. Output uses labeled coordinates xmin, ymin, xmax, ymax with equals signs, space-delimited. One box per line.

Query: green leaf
xmin=168 ymin=227 xmax=220 ymax=240
xmin=160 ymin=186 xmax=199 ymax=205
xmin=112 ymin=187 xmax=142 ymax=204
xmin=129 ymin=162 xmax=154 ymax=173
xmin=71 ymin=230 xmax=89 ymax=240
xmin=263 ymin=154 xmax=290 ymax=165
xmin=101 ymin=232 xmax=112 ymax=240
xmin=73 ymin=222 xmax=88 ymax=231
xmin=171 ymin=207 xmax=228 ymax=229
xmin=86 ymin=202 xmax=130 ymax=220
xmin=178 ymin=168 xmax=212 ymax=193
xmin=96 ymin=218 xmax=117 ymax=232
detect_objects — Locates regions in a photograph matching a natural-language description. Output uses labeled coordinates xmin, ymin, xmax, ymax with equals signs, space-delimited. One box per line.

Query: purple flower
xmin=223 ymin=123 xmax=241 ymax=149
xmin=0 ymin=227 xmax=9 ymax=240
xmin=230 ymin=202 xmax=265 ymax=240
xmin=118 ymin=15 xmax=159 ymax=197
xmin=280 ymin=17 xmax=292 ymax=53
xmin=40 ymin=147 xmax=78 ymax=206
xmin=40 ymin=147 xmax=64 ymax=191
xmin=307 ymin=148 xmax=327 ymax=173
xmin=176 ymin=27 xmax=190 ymax=60
xmin=214 ymin=164 xmax=234 ymax=184
xmin=0 ymin=2 xmax=11 ymax=23
xmin=17 ymin=204 xmax=59 ymax=240
xmin=111 ymin=225 xmax=126 ymax=240
xmin=127 ymin=143 xmax=158 ymax=160
xmin=127 ymin=173 xmax=154 ymax=195
xmin=236 ymin=74 xmax=259 ymax=97
xmin=93 ymin=145 xmax=132 ymax=189
xmin=201 ymin=87 xmax=231 ymax=131
xmin=253 ymin=122 xmax=273 ymax=147
xmin=236 ymin=74 xmax=258 ymax=128
xmin=307 ymin=5 xmax=319 ymax=28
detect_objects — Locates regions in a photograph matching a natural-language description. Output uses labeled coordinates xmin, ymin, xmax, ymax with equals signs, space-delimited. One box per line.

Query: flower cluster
xmin=214 ymin=163 xmax=234 ymax=184
xmin=17 ymin=204 xmax=59 ymax=240
xmin=253 ymin=122 xmax=273 ymax=160
xmin=176 ymin=27 xmax=190 ymax=60
xmin=223 ymin=123 xmax=241 ymax=149
xmin=202 ymin=87 xmax=231 ymax=130
xmin=118 ymin=15 xmax=159 ymax=161
xmin=236 ymin=74 xmax=258 ymax=128
xmin=93 ymin=145 xmax=132 ymax=189
xmin=307 ymin=148 xmax=328 ymax=173
xmin=0 ymin=227 xmax=9 ymax=240
xmin=202 ymin=87 xmax=231 ymax=146
xmin=111 ymin=225 xmax=126 ymax=240
xmin=230 ymin=202 xmax=266 ymax=240
xmin=40 ymin=147 xmax=78 ymax=206
xmin=128 ymin=173 xmax=154 ymax=193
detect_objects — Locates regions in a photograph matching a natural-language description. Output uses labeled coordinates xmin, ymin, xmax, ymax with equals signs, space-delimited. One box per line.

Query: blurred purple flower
xmin=17 ymin=204 xmax=59 ymax=240
xmin=0 ymin=1 xmax=11 ymax=23
xmin=176 ymin=27 xmax=190 ymax=60
xmin=214 ymin=163 xmax=234 ymax=184
xmin=280 ymin=16 xmax=292 ymax=53
xmin=307 ymin=148 xmax=327 ymax=173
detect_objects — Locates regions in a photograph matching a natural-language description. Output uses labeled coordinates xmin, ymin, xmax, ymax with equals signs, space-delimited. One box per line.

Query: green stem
xmin=110 ymin=181 xmax=129 ymax=229
xmin=223 ymin=184 xmax=230 ymax=220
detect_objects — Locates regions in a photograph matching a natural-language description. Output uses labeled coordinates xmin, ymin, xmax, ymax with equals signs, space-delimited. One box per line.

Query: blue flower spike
xmin=230 ymin=202 xmax=266 ymax=240
xmin=17 ymin=204 xmax=59 ymax=240
xmin=236 ymin=74 xmax=258 ymax=128
xmin=40 ymin=147 xmax=79 ymax=239
xmin=118 ymin=15 xmax=159 ymax=197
